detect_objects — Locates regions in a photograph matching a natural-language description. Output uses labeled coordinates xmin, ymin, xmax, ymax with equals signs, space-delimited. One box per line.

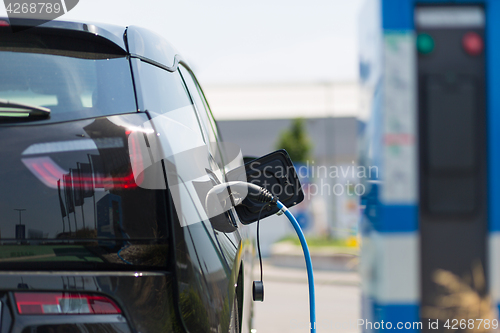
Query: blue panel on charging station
xmin=377 ymin=205 xmax=418 ymax=233
xmin=382 ymin=0 xmax=414 ymax=30
xmin=373 ymin=303 xmax=420 ymax=331
xmin=487 ymin=0 xmax=500 ymax=232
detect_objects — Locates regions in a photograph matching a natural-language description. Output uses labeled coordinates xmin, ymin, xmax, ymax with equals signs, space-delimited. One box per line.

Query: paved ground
xmin=251 ymin=263 xmax=361 ymax=333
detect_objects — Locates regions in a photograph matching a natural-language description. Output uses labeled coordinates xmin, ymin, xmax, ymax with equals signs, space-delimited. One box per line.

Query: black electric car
xmin=0 ymin=18 xmax=261 ymax=333
xmin=0 ymin=18 xmax=304 ymax=333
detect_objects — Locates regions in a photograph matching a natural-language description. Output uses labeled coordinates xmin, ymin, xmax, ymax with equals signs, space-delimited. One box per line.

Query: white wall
xmin=204 ymin=82 xmax=361 ymax=120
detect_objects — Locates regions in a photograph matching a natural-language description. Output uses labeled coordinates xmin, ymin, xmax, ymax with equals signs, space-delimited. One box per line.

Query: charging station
xmin=359 ymin=0 xmax=500 ymax=331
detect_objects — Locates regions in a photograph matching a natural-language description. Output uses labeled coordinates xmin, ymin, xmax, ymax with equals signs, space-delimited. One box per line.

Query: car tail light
xmin=14 ymin=292 xmax=122 ymax=315
xmin=0 ymin=20 xmax=9 ymax=27
xmin=22 ymin=156 xmax=138 ymax=189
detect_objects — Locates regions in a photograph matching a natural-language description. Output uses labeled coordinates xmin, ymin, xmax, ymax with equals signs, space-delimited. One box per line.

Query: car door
xmin=131 ymin=58 xmax=241 ymax=332
xmin=179 ymin=65 xmax=255 ymax=333
xmin=178 ymin=64 xmax=243 ymax=265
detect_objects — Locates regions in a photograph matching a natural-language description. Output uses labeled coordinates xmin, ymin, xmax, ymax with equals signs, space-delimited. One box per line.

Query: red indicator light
xmin=383 ymin=133 xmax=415 ymax=145
xmin=14 ymin=292 xmax=122 ymax=315
xmin=462 ymin=32 xmax=483 ymax=56
xmin=0 ymin=20 xmax=9 ymax=27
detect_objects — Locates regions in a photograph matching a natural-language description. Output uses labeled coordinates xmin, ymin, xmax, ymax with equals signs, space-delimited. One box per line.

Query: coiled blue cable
xmin=117 ymin=244 xmax=133 ymax=265
xmin=276 ymin=200 xmax=316 ymax=333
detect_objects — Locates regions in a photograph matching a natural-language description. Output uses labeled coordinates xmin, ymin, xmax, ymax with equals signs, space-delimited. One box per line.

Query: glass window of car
xmin=178 ymin=65 xmax=217 ymax=145
xmin=0 ymin=52 xmax=136 ymax=123
xmin=178 ymin=65 xmax=230 ymax=176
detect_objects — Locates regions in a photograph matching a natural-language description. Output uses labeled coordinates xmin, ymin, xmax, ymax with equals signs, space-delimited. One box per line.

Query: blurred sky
xmin=0 ymin=0 xmax=365 ymax=84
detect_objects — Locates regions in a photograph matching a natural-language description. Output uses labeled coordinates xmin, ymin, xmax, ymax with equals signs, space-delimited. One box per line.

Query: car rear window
xmin=0 ymin=28 xmax=136 ymax=123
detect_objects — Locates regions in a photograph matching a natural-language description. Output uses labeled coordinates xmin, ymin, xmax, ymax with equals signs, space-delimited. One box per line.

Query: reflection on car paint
xmin=0 ymin=113 xmax=169 ymax=269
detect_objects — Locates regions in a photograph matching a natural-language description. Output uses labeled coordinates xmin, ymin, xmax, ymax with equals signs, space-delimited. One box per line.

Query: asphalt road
xmin=252 ymin=264 xmax=360 ymax=333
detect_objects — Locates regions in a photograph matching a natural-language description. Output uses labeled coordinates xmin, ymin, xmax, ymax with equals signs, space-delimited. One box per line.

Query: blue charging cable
xmin=206 ymin=181 xmax=316 ymax=332
xmin=276 ymin=200 xmax=316 ymax=333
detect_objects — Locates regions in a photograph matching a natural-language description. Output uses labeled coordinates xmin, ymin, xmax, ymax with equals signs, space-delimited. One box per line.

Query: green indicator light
xmin=417 ymin=33 xmax=435 ymax=55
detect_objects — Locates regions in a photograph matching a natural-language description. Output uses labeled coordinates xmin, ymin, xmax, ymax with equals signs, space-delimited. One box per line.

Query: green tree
xmin=275 ymin=118 xmax=312 ymax=163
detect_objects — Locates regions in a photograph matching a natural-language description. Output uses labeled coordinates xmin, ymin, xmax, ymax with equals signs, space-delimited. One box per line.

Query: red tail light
xmin=22 ymin=156 xmax=138 ymax=189
xmin=14 ymin=292 xmax=122 ymax=315
xmin=0 ymin=20 xmax=9 ymax=27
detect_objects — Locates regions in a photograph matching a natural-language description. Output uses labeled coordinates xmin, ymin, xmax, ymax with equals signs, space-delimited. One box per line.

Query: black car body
xmin=0 ymin=18 xmax=255 ymax=333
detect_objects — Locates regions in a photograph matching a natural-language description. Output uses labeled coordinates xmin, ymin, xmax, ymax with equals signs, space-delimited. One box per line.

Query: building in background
xmin=204 ymin=82 xmax=365 ymax=252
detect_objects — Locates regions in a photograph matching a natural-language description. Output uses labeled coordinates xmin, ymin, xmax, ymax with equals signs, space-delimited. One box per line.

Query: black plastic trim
xmin=130 ymin=54 xmax=182 ymax=73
